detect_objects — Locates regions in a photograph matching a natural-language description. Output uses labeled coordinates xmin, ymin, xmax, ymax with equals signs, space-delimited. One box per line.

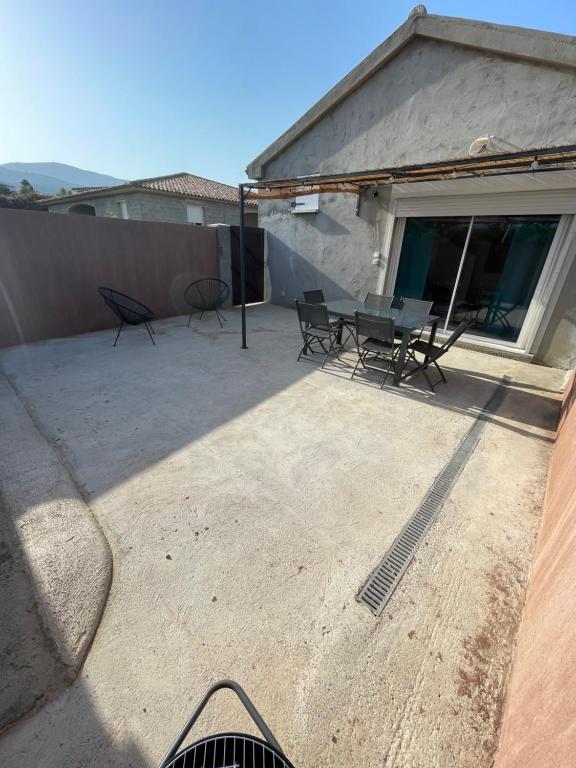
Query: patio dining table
xmin=325 ymin=299 xmax=440 ymax=385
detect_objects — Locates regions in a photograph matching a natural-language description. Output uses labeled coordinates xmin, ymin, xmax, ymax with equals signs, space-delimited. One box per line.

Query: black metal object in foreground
xmin=239 ymin=184 xmax=247 ymax=349
xmin=159 ymin=679 xmax=294 ymax=768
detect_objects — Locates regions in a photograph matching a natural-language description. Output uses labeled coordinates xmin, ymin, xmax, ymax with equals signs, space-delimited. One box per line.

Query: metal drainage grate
xmin=357 ymin=376 xmax=510 ymax=616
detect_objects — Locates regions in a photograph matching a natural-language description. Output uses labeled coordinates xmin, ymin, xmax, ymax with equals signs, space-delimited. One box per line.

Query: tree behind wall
xmin=19 ymin=179 xmax=36 ymax=197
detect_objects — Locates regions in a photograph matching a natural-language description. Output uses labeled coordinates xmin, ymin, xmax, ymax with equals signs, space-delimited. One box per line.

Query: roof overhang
xmin=42 ymin=184 xmax=257 ymax=208
xmin=243 ymin=144 xmax=576 ymax=201
xmin=246 ymin=10 xmax=576 ymax=179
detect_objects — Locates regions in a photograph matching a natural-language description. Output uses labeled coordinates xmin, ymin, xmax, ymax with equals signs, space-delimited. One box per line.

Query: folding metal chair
xmin=398 ymin=298 xmax=434 ymax=315
xmin=351 ymin=311 xmax=402 ymax=388
xmin=364 ymin=292 xmax=393 ymax=309
xmin=303 ymin=289 xmax=325 ymax=304
xmin=295 ymin=300 xmax=348 ymax=368
xmin=159 ymin=680 xmax=295 ymax=768
xmin=407 ymin=321 xmax=472 ymax=391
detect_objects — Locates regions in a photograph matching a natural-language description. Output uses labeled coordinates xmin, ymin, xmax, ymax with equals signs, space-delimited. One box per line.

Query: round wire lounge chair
xmin=184 ymin=278 xmax=230 ymax=328
xmin=159 ymin=680 xmax=296 ymax=768
xmin=98 ymin=287 xmax=156 ymax=346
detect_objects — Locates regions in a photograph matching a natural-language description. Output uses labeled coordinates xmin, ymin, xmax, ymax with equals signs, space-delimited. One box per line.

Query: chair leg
xmin=297 ymin=335 xmax=311 ymax=361
xmin=200 ymin=311 xmax=204 ymax=321
xmin=351 ymin=347 xmax=368 ymax=379
xmin=215 ymin=310 xmax=224 ymax=329
xmin=216 ymin=309 xmax=227 ymax=323
xmin=187 ymin=311 xmax=194 ymax=327
xmin=321 ymin=338 xmax=333 ymax=369
xmin=422 ymin=367 xmax=435 ymax=392
xmin=147 ymin=321 xmax=156 ymax=335
xmin=144 ymin=321 xmax=156 ymax=346
xmin=113 ymin=322 xmax=123 ymax=347
xmin=434 ymin=360 xmax=447 ymax=383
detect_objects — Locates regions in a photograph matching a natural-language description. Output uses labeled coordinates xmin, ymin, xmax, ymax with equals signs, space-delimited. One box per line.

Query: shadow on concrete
xmin=1 ymin=496 xmax=147 ymax=766
xmin=0 ymin=305 xmax=563 ymax=767
xmin=0 ymin=503 xmax=66 ymax=732
xmin=321 ymin=352 xmax=560 ymax=444
xmin=0 ymin=306 xmax=562 ymax=505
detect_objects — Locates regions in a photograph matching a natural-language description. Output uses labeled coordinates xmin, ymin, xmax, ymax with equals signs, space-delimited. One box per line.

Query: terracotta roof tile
xmin=132 ymin=173 xmax=257 ymax=206
xmin=44 ymin=173 xmax=256 ymax=207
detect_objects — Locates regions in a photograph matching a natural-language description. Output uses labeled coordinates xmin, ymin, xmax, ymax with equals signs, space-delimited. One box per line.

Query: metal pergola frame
xmin=237 ymin=143 xmax=576 ymax=349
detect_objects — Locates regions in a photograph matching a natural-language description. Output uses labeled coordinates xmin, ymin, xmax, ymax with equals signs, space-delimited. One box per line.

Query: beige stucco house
xmin=45 ymin=172 xmax=258 ymax=227
xmin=247 ymin=7 xmax=576 ymax=369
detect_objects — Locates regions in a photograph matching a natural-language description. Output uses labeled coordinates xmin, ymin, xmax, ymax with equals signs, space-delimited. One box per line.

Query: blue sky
xmin=1 ymin=0 xmax=574 ymax=185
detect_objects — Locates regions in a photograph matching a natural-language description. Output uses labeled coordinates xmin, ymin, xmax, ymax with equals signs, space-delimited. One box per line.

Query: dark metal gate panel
xmin=230 ymin=226 xmax=264 ymax=305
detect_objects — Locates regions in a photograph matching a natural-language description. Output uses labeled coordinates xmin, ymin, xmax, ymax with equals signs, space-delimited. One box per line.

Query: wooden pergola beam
xmin=244 ymin=144 xmax=576 ymax=200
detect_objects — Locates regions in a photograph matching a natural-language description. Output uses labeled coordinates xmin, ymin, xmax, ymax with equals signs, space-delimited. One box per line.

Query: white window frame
xmin=186 ymin=204 xmax=205 ymax=225
xmin=381 ymin=192 xmax=576 ymax=355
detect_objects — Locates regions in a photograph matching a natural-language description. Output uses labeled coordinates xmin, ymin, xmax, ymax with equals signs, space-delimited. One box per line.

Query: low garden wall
xmin=494 ymin=371 xmax=576 ymax=768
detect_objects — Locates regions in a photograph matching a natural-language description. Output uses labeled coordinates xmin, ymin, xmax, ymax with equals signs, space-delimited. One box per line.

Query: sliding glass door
xmin=394 ymin=214 xmax=560 ymax=344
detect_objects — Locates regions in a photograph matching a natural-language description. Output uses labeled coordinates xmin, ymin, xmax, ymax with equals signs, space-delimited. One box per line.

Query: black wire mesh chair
xmin=185 ymin=279 xmax=230 ymax=328
xmin=351 ymin=311 xmax=402 ymax=388
xmin=302 ymin=289 xmax=325 ymax=304
xmin=364 ymin=292 xmax=394 ymax=309
xmin=98 ymin=287 xmax=156 ymax=347
xmin=295 ymin=300 xmax=349 ymax=368
xmin=159 ymin=680 xmax=296 ymax=768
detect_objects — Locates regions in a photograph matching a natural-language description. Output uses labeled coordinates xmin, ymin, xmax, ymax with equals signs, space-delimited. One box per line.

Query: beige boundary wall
xmin=0 ymin=208 xmax=220 ymax=346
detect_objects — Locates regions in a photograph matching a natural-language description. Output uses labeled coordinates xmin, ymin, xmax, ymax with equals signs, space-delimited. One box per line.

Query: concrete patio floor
xmin=0 ymin=304 xmax=566 ymax=768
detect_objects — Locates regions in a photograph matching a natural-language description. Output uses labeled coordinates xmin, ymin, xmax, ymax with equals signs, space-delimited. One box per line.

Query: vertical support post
xmin=445 ymin=215 xmax=474 ymax=332
xmin=239 ymin=184 xmax=247 ymax=349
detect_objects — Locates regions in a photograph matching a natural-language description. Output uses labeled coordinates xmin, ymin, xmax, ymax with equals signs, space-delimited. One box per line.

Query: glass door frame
xmin=382 ymin=209 xmax=574 ymax=354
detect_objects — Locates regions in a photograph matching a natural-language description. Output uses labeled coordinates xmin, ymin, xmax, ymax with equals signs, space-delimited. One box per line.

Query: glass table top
xmin=326 ymin=299 xmax=439 ymax=331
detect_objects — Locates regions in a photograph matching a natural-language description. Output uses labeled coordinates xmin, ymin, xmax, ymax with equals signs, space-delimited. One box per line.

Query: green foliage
xmin=0 ymin=182 xmax=12 ymax=196
xmin=57 ymin=187 xmax=72 ymax=196
xmin=19 ymin=178 xmax=36 ymax=197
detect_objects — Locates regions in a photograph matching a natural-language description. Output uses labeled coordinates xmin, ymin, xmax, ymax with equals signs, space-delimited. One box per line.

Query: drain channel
xmin=356 ymin=376 xmax=510 ymax=616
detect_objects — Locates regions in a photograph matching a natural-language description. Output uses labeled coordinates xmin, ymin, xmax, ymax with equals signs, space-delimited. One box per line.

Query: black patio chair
xmin=159 ymin=680 xmax=295 ymax=768
xmin=351 ymin=311 xmax=401 ymax=389
xmin=407 ymin=320 xmax=472 ymax=391
xmin=395 ymin=297 xmax=435 ymax=345
xmin=98 ymin=287 xmax=156 ymax=347
xmin=399 ymin=298 xmax=434 ymax=315
xmin=185 ymin=278 xmax=230 ymax=328
xmin=295 ymin=300 xmax=347 ymax=368
xmin=364 ymin=292 xmax=393 ymax=309
xmin=302 ymin=289 xmax=325 ymax=304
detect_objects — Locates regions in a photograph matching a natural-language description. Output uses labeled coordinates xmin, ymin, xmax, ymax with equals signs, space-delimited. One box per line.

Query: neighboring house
xmin=247 ymin=6 xmax=576 ymax=369
xmin=44 ymin=172 xmax=258 ymax=227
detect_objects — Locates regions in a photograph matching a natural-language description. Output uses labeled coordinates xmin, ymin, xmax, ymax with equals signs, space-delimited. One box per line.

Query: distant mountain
xmin=0 ymin=162 xmax=126 ymax=195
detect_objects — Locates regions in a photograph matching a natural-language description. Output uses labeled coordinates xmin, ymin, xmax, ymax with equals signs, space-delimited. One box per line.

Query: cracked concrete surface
xmin=0 ymin=305 xmax=566 ymax=767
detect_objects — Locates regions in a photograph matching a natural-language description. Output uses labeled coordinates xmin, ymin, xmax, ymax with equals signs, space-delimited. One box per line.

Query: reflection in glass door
xmin=394 ymin=215 xmax=560 ymax=344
